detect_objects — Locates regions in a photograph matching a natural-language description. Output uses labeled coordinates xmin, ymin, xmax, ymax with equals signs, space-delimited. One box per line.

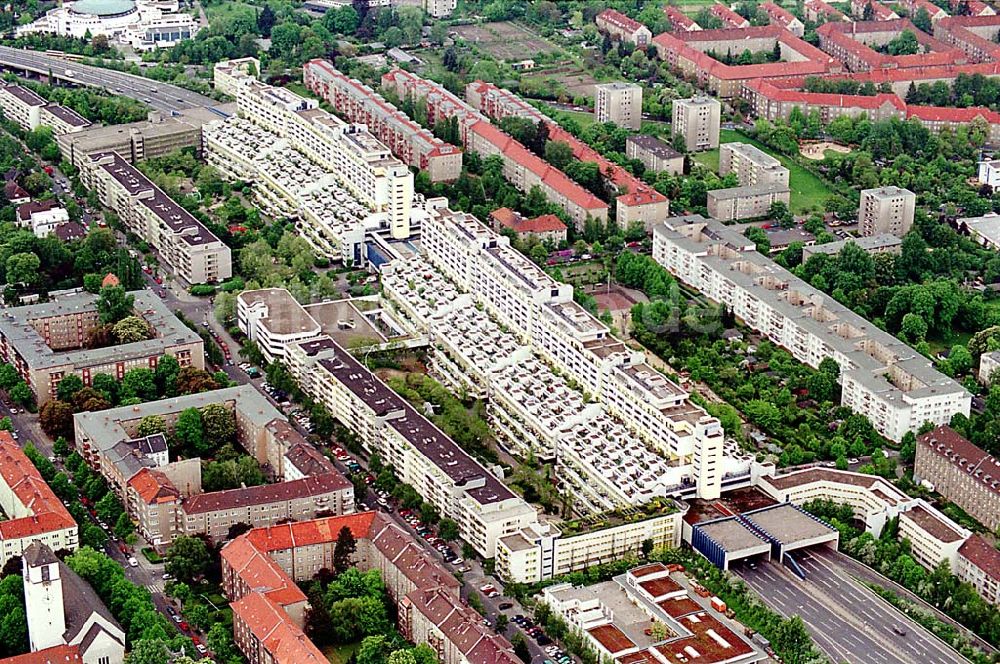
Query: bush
xmin=189 ymin=284 xmax=217 ymax=296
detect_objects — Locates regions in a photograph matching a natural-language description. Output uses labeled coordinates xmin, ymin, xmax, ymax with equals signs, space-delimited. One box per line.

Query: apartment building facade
xmin=594 ymin=82 xmax=643 ymax=130
xmin=720 ymin=143 xmax=790 ymax=187
xmin=595 ymin=8 xmax=652 ymax=47
xmin=465 ymin=81 xmax=668 ymax=228
xmin=672 ymin=97 xmax=721 ymax=152
xmin=653 ymin=215 xmax=971 ymax=442
xmin=221 ymin=513 xmax=518 ymax=664
xmin=707 ymin=183 xmax=791 ymax=221
xmin=213 ymin=57 xmax=260 ymax=96
xmin=761 ymin=2 xmax=804 ymax=36
xmin=899 ymin=500 xmax=970 ymax=570
xmin=0 ymin=432 xmax=78 ymax=566
xmin=625 ymin=135 xmax=684 ymax=175
xmin=80 ymin=152 xmax=231 ymax=284
xmin=934 ymin=14 xmax=1000 ymax=62
xmin=859 ymin=186 xmax=916 ymax=236
xmin=0 ymin=84 xmax=90 ymax=135
xmin=957 ymin=534 xmax=1000 ymax=605
xmin=304 ymin=59 xmax=462 ymax=182
xmin=915 ymin=426 xmax=1000 ymax=532
xmin=0 ymin=290 xmax=203 ymax=404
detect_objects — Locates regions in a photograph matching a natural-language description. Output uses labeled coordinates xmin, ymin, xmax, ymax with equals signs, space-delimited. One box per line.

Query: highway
xmin=0 ymin=45 xmax=216 ymax=112
xmin=736 ymin=548 xmax=968 ymax=664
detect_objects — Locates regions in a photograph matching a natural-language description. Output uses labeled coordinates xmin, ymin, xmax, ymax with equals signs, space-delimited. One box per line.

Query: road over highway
xmin=0 ymin=45 xmax=216 ymax=113
xmin=736 ymin=548 xmax=968 ymax=664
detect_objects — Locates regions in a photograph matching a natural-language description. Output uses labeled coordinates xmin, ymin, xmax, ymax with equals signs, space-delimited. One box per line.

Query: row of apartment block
xmin=816 ymin=19 xmax=965 ymax=73
xmin=79 ymin=151 xmax=231 ymax=284
xmin=707 ymin=183 xmax=791 ymax=221
xmin=0 ymin=84 xmax=90 ymax=135
xmin=652 ymin=215 xmax=970 ymax=442
xmin=934 ymin=14 xmax=1000 ymax=62
xmin=302 ymin=59 xmax=462 ymax=182
xmin=378 ymin=68 xmax=613 ymax=226
xmin=221 ymin=512 xmax=518 ymax=664
xmin=72 ymin=386 xmax=354 ymax=546
xmin=465 ymin=80 xmax=670 ymax=228
xmin=203 ymin=74 xmax=414 ymax=263
xmin=742 ymin=76 xmax=1000 ymax=143
xmin=720 ymin=143 xmax=789 ymax=187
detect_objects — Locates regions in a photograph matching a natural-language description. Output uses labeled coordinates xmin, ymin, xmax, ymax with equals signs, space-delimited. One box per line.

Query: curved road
xmin=0 ymin=45 xmax=216 ymax=112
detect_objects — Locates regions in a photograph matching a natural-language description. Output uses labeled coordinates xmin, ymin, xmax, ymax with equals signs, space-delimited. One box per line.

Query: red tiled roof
xmin=232 ymin=593 xmax=328 ymax=664
xmin=805 ymin=0 xmax=848 ymax=19
xmin=653 ymin=26 xmax=838 ymax=80
xmin=127 ymin=468 xmax=179 ymax=505
xmin=0 ymin=432 xmax=75 ymax=540
xmin=817 ymin=19 xmax=965 ymax=70
xmin=761 ymin=2 xmax=800 ymax=28
xmin=468 ymin=120 xmax=608 ymax=212
xmin=918 ymin=425 xmax=1000 ymax=497
xmin=597 ymin=8 xmax=647 ymax=36
xmin=769 ymin=60 xmax=1000 ymax=87
xmin=243 ymin=512 xmax=378 ymax=553
xmin=183 ymin=471 xmax=350 ymax=514
xmin=907 ymin=104 xmax=1000 ymax=123
xmin=959 ymin=534 xmax=1000 ymax=581
xmin=664 ymin=6 xmax=699 ymax=30
xmin=745 ymin=77 xmax=907 ymax=111
xmin=709 ymin=3 xmax=750 ymax=28
xmin=0 ymin=645 xmax=81 ymax=664
xmin=16 ymin=199 xmax=59 ymax=221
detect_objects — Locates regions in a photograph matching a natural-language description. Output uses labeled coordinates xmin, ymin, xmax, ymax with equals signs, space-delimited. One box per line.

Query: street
xmin=736 ymin=549 xmax=967 ymax=664
xmin=0 ymin=45 xmax=217 ymax=113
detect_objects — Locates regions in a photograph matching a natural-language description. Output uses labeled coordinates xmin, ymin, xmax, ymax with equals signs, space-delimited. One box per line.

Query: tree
xmin=0 ymin=365 xmax=18 ymax=391
xmin=165 ymin=536 xmax=212 ymax=583
xmin=199 ymin=403 xmax=236 ymax=444
xmin=121 ymin=367 xmax=156 ymax=402
xmin=494 ymin=613 xmax=508 ymax=634
xmin=174 ymin=408 xmax=206 ymax=457
xmin=56 ymin=375 xmax=84 ymax=402
xmin=438 ymin=518 xmax=459 ymax=541
xmin=9 ymin=382 xmax=32 ymax=408
xmin=91 ymin=373 xmax=119 ymax=405
xmin=256 ymin=3 xmax=276 ymax=36
xmin=154 ymin=355 xmax=180 ymax=397
xmin=913 ymin=7 xmax=932 ymax=32
xmin=5 ymin=252 xmax=40 ymax=287
xmin=333 ymin=525 xmax=357 ymax=574
xmin=137 ymin=415 xmax=167 ymax=437
xmin=772 ymin=616 xmax=815 ymax=664
xmin=97 ymin=285 xmax=134 ymax=325
xmin=112 ymin=316 xmax=151 ymax=344
xmin=544 ymin=140 xmax=574 ymax=170
xmin=744 ymin=227 xmax=770 ymax=254
xmin=39 ymin=399 xmax=74 ymax=439
xmin=641 ymin=538 xmax=655 ymax=558
xmin=900 ymin=313 xmax=928 ymax=344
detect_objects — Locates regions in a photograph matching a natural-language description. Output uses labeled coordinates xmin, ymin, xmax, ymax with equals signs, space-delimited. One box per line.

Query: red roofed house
xmin=222 ymin=513 xmax=519 ymax=664
xmin=916 ymin=425 xmax=1000 ymax=533
xmin=804 ymin=0 xmax=848 ymax=22
xmin=709 ymin=2 xmax=750 ymax=28
xmin=100 ymin=273 xmax=119 ymax=288
xmin=0 ymin=432 xmax=77 ymax=567
xmin=852 ymin=0 xmax=900 ymax=20
xmin=596 ymin=8 xmax=653 ymax=47
xmin=953 ymin=0 xmax=997 ymax=17
xmin=761 ymin=2 xmax=805 ymax=36
xmin=664 ymin=6 xmax=701 ymax=32
xmin=934 ymin=14 xmax=1000 ymax=63
xmin=904 ymin=0 xmax=950 ymax=23
xmin=957 ymin=534 xmax=1000 ymax=605
xmin=0 ymin=645 xmax=82 ymax=664
xmin=490 ymin=207 xmax=568 ymax=243
xmin=4 ymin=180 xmax=30 ymax=205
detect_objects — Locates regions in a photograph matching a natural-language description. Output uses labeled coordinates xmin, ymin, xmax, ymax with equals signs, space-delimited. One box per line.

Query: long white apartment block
xmin=380 ymin=255 xmax=758 ymax=515
xmin=720 ymin=142 xmax=790 ymax=187
xmin=411 ymin=198 xmax=730 ymax=500
xmin=652 ymin=215 xmax=970 ymax=442
xmin=204 ymin=81 xmax=414 ymax=263
xmin=285 ymin=335 xmax=539 ymax=560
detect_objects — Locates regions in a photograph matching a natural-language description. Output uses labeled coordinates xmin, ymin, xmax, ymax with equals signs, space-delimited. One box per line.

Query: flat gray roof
xmin=0 ymin=290 xmax=200 ymax=370
xmin=74 ymin=385 xmax=281 ymax=455
xmin=707 ymin=183 xmax=790 ymax=201
xmin=696 ymin=519 xmax=769 ymax=553
xmin=744 ymin=503 xmax=836 ymax=545
xmin=802 ymin=233 xmax=902 ymax=257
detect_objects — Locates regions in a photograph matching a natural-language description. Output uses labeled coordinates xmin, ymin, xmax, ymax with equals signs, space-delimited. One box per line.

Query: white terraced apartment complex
xmin=653 ymin=215 xmax=970 ymax=442
xmin=411 ymin=198 xmax=734 ymax=498
xmin=203 ymin=76 xmax=414 ymax=263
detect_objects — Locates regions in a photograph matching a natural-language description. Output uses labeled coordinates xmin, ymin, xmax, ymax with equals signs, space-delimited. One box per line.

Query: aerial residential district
xmin=4 ymin=2 xmax=1000 ymax=664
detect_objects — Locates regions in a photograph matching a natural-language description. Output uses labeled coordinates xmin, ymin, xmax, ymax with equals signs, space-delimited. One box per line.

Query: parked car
xmin=127 ymin=557 xmax=138 ymax=567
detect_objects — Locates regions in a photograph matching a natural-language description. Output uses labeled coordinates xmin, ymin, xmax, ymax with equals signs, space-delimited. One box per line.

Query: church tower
xmin=22 ymin=542 xmax=66 ymax=652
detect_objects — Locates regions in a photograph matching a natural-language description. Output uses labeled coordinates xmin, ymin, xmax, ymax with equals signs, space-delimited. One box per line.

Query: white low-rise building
xmin=17 ymin=0 xmax=200 ymax=50
xmin=213 ymin=57 xmax=260 ymax=97
xmin=979 ymin=159 xmax=1000 ymax=189
xmin=962 ymin=213 xmax=1000 ymax=251
xmin=16 ymin=200 xmax=70 ymax=237
xmin=653 ymin=215 xmax=970 ymax=442
xmin=898 ymin=500 xmax=970 ymax=570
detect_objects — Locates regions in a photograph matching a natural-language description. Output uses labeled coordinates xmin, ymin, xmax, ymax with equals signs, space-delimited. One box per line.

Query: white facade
xmin=17 ymin=203 xmax=70 ymax=238
xmin=720 ymin=142 xmax=790 ymax=187
xmin=978 ymin=159 xmax=1000 ymax=189
xmin=236 ymin=289 xmax=321 ymax=363
xmin=653 ymin=215 xmax=971 ymax=442
xmin=594 ymin=82 xmax=643 ymax=130
xmin=24 ymin=554 xmax=66 ymax=652
xmin=859 ymin=186 xmax=916 ymax=237
xmin=898 ymin=500 xmax=970 ymax=571
xmin=213 ymin=57 xmax=261 ymax=97
xmin=17 ymin=0 xmax=199 ymax=50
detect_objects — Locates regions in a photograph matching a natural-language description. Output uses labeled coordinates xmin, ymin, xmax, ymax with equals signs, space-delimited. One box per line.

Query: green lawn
xmin=551 ymin=109 xmax=597 ymax=129
xmin=692 ymin=129 xmax=833 ymax=215
xmin=323 ymin=643 xmax=360 ymax=664
xmin=204 ymin=1 xmax=257 ymax=22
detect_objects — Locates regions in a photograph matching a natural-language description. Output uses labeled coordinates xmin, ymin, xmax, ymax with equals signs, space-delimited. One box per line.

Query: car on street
xmin=127 ymin=557 xmax=138 ymax=567
xmin=498 ymin=602 xmax=513 ymax=610
xmin=195 ymin=645 xmax=207 ymax=655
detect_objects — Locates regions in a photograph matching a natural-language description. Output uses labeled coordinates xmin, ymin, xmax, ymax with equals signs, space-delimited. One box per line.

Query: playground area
xmin=588 ymin=284 xmax=648 ymax=313
xmin=800 ymin=141 xmax=852 ymax=160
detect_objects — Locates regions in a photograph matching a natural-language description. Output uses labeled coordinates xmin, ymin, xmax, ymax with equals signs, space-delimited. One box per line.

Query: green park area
xmin=693 ymin=129 xmax=833 ymax=215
